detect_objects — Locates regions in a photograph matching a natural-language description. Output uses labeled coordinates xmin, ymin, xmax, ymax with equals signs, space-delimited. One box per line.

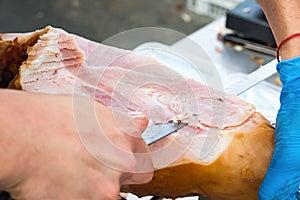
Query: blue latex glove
xmin=259 ymin=56 xmax=300 ymax=200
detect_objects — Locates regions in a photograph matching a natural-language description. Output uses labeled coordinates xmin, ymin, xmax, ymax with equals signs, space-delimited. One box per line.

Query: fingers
xmin=120 ymin=171 xmax=153 ymax=185
xmin=89 ymin=100 xmax=154 ymax=185
xmin=9 ymin=168 xmax=123 ymax=200
xmin=91 ymin=168 xmax=122 ymax=200
xmin=112 ymin=110 xmax=148 ymax=139
xmin=103 ymin=110 xmax=154 ymax=185
xmin=118 ymin=136 xmax=154 ymax=185
xmin=119 ymin=153 xmax=153 ymax=185
xmin=130 ymin=114 xmax=149 ymax=132
xmin=259 ymin=168 xmax=300 ymax=199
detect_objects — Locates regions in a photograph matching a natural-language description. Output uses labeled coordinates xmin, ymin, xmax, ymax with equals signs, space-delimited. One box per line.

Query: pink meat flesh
xmin=13 ymin=27 xmax=254 ymax=130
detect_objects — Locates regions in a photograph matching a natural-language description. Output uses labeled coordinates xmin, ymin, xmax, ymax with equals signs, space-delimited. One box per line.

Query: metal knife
xmin=143 ymin=59 xmax=278 ymax=145
xmin=225 ymin=58 xmax=278 ymax=128
xmin=142 ymin=122 xmax=188 ymax=145
xmin=224 ymin=59 xmax=278 ymax=95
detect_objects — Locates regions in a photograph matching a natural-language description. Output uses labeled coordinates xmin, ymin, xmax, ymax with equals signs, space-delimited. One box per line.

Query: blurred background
xmin=0 ymin=0 xmax=243 ymax=43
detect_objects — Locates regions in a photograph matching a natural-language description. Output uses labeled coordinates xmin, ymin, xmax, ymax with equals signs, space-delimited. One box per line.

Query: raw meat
xmin=0 ymin=27 xmax=274 ymax=200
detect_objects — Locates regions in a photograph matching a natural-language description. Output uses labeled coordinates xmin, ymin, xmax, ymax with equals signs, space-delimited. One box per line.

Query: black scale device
xmin=224 ymin=0 xmax=276 ymax=55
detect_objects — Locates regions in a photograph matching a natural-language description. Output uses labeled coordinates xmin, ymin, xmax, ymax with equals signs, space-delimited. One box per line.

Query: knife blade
xmin=143 ymin=59 xmax=278 ymax=145
xmin=225 ymin=58 xmax=278 ymax=128
xmin=142 ymin=122 xmax=188 ymax=145
xmin=224 ymin=59 xmax=277 ymax=95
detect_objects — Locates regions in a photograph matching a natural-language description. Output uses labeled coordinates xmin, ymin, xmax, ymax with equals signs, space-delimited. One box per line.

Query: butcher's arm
xmin=257 ymin=1 xmax=300 ymax=199
xmin=257 ymin=0 xmax=300 ymax=60
xmin=0 ymin=89 xmax=153 ymax=200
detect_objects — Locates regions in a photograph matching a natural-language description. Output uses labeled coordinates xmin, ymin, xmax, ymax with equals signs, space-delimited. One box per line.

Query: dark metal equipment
xmin=224 ymin=0 xmax=276 ymax=55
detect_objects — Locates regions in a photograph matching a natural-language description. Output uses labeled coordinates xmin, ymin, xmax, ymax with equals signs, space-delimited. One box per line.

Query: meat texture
xmin=0 ymin=27 xmax=274 ymax=200
xmin=0 ymin=27 xmax=49 ymax=88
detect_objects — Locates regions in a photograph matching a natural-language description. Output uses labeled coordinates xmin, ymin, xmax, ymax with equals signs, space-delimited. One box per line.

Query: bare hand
xmin=0 ymin=90 xmax=153 ymax=200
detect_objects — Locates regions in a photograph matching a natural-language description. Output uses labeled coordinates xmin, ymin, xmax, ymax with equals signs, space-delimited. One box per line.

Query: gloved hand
xmin=259 ymin=56 xmax=300 ymax=200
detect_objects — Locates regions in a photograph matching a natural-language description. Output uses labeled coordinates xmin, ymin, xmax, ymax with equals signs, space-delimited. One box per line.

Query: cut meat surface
xmin=0 ymin=26 xmax=274 ymax=200
xmin=0 ymin=27 xmax=49 ymax=88
xmin=12 ymin=27 xmax=255 ymax=129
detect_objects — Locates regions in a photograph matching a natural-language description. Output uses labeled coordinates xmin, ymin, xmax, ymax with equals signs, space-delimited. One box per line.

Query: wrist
xmin=277 ymin=56 xmax=300 ymax=93
xmin=279 ymin=36 xmax=300 ymax=61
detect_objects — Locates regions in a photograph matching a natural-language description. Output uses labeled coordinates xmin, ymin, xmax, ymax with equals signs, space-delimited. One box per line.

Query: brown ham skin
xmin=122 ymin=112 xmax=274 ymax=200
xmin=0 ymin=27 xmax=50 ymax=88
